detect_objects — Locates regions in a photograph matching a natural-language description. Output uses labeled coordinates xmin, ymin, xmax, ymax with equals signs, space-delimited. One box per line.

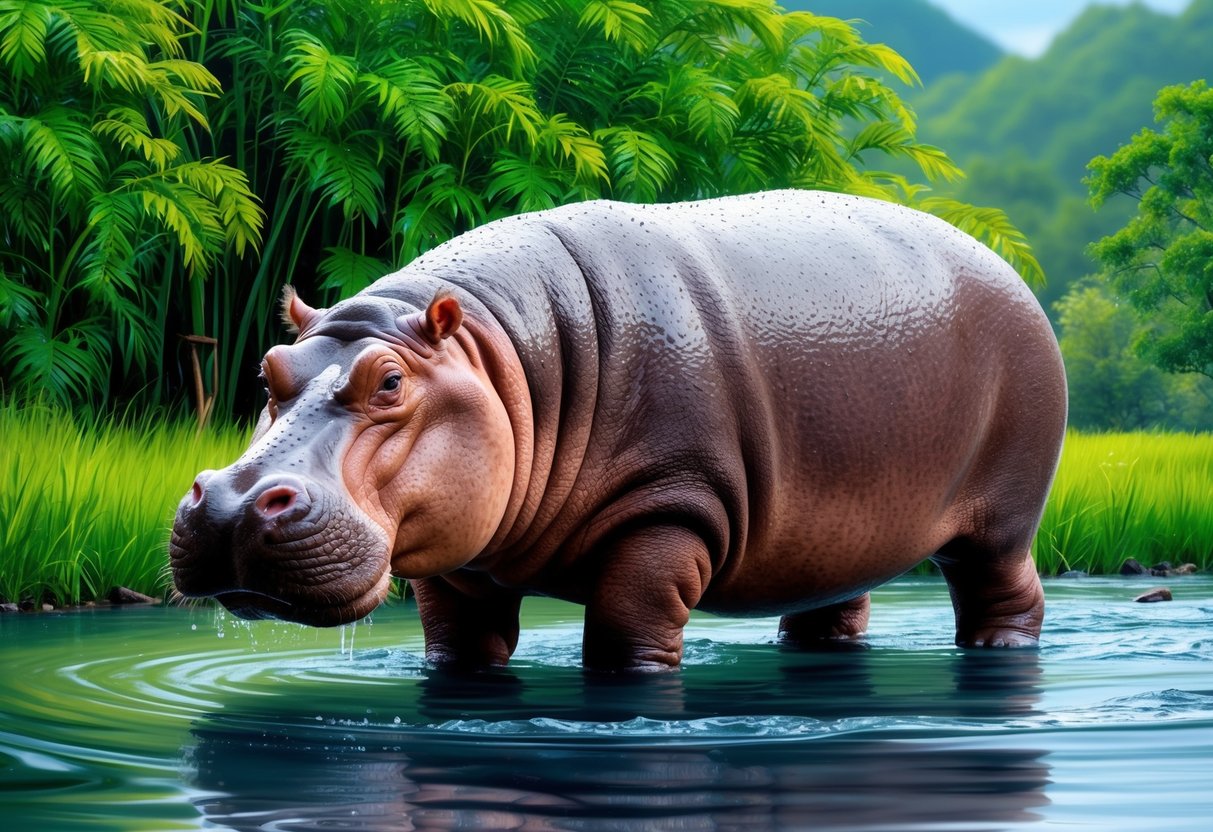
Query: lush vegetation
xmin=0 ymin=0 xmax=1041 ymax=423
xmin=0 ymin=406 xmax=1207 ymax=607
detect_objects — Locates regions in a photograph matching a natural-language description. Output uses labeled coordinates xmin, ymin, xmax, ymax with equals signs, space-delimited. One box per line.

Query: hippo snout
xmin=170 ymin=467 xmax=392 ymax=626
xmin=178 ymin=472 xmax=314 ymax=539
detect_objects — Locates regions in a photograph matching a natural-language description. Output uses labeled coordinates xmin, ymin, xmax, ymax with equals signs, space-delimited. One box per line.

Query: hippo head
xmin=169 ymin=288 xmax=516 ymax=626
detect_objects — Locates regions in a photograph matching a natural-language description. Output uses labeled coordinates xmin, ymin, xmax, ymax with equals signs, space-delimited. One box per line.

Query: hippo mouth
xmin=210 ymin=575 xmax=390 ymax=627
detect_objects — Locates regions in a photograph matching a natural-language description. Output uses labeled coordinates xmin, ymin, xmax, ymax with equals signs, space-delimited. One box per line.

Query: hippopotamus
xmin=170 ymin=189 xmax=1067 ymax=670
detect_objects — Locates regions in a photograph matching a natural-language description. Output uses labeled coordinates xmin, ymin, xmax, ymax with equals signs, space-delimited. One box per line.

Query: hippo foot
xmin=937 ymin=551 xmax=1045 ymax=649
xmin=955 ymin=627 xmax=1039 ymax=648
xmin=778 ymin=593 xmax=870 ymax=646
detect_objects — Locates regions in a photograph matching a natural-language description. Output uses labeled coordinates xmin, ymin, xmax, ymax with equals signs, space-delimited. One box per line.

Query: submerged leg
xmin=582 ymin=525 xmax=711 ymax=672
xmin=778 ymin=593 xmax=870 ymax=645
xmin=411 ymin=576 xmax=523 ymax=668
xmin=933 ymin=543 xmax=1044 ymax=648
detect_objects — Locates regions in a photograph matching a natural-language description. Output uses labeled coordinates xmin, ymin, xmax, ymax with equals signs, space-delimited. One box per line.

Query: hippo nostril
xmin=189 ymin=480 xmax=204 ymax=507
xmin=254 ymin=485 xmax=299 ymax=518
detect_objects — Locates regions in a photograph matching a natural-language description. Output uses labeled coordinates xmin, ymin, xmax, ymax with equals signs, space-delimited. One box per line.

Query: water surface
xmin=2 ymin=576 xmax=1212 ymax=830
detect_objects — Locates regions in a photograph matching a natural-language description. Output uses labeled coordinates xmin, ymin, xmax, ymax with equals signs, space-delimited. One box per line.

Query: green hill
xmin=792 ymin=0 xmax=1003 ymax=84
xmin=914 ymin=0 xmax=1213 ymax=186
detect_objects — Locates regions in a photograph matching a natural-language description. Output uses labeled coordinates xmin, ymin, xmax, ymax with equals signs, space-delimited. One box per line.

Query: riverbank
xmin=1 ymin=405 xmax=1209 ymax=606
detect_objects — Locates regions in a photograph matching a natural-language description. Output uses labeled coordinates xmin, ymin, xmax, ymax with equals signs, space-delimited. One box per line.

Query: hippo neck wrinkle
xmin=461 ymin=315 xmax=538 ymax=562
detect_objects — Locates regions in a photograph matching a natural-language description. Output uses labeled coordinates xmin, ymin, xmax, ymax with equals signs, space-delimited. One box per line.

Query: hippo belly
xmin=170 ymin=190 xmax=1066 ymax=670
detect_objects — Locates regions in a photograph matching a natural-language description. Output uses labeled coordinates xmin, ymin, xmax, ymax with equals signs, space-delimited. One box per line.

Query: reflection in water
xmin=187 ymin=645 xmax=1049 ymax=830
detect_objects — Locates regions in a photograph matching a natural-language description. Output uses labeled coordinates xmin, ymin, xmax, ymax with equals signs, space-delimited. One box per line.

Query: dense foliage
xmin=0 ymin=0 xmax=1040 ymax=420
xmin=0 ymin=0 xmax=261 ymax=409
xmin=1055 ymin=282 xmax=1209 ymax=430
xmin=1087 ymin=80 xmax=1213 ymax=383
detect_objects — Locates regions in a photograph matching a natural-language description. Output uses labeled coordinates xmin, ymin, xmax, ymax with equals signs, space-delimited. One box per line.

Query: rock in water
xmin=1120 ymin=558 xmax=1149 ymax=576
xmin=108 ymin=586 xmax=157 ymax=605
xmin=1134 ymin=588 xmax=1173 ymax=603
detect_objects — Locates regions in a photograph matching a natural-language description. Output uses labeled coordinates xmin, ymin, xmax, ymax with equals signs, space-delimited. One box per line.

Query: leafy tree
xmin=1088 ymin=80 xmax=1213 ymax=381
xmin=1056 ymin=282 xmax=1211 ymax=430
xmin=0 ymin=0 xmax=262 ymax=408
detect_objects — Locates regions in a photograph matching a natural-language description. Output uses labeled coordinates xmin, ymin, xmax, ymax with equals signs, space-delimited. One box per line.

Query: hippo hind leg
xmin=931 ymin=536 xmax=1044 ymax=648
xmin=778 ymin=593 xmax=870 ymax=646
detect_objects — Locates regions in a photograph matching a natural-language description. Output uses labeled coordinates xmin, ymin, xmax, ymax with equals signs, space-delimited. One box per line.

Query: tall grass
xmin=1034 ymin=431 xmax=1213 ymax=574
xmin=0 ymin=402 xmax=248 ymax=605
xmin=1 ymin=406 xmax=1210 ymax=605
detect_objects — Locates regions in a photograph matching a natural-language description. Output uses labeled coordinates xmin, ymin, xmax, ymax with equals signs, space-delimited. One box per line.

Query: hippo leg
xmin=411 ymin=577 xmax=523 ymax=668
xmin=932 ymin=543 xmax=1044 ymax=648
xmin=778 ymin=593 xmax=871 ymax=646
xmin=582 ymin=526 xmax=711 ymax=672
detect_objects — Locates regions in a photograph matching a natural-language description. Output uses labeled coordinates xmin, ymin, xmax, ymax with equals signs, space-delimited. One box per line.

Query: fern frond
xmin=736 ymin=73 xmax=817 ymax=131
xmin=93 ymin=107 xmax=180 ymax=170
xmin=447 ymin=75 xmax=543 ymax=144
xmin=538 ymin=113 xmax=608 ymax=182
xmin=284 ymin=30 xmax=357 ymax=129
xmin=846 ymin=122 xmax=963 ymax=183
xmin=23 ymin=105 xmax=104 ymax=205
xmin=167 ymin=159 xmax=263 ymax=255
xmin=594 ymin=126 xmax=674 ymax=201
xmin=130 ymin=176 xmax=224 ymax=276
xmin=359 ymin=59 xmax=452 ymax=160
xmin=317 ymin=246 xmax=389 ymax=299
xmin=917 ymin=196 xmax=1046 ymax=288
xmin=0 ymin=272 xmax=42 ymax=328
xmin=0 ymin=0 xmax=51 ymax=78
xmin=578 ymin=0 xmax=653 ymax=53
xmin=1 ymin=319 xmax=112 ymax=407
xmin=284 ymin=124 xmax=383 ymax=222
xmin=485 ymin=152 xmax=566 ymax=212
xmin=421 ymin=0 xmax=534 ymax=68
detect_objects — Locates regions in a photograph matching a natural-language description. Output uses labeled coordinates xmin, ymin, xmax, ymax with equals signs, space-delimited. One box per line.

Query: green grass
xmin=1033 ymin=431 xmax=1213 ymax=575
xmin=0 ymin=402 xmax=249 ymax=605
xmin=1 ymin=406 xmax=1210 ymax=606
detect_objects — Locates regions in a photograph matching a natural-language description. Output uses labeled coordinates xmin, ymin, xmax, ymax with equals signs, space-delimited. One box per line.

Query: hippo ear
xmin=281 ymin=285 xmax=321 ymax=334
xmin=421 ymin=292 xmax=463 ymax=343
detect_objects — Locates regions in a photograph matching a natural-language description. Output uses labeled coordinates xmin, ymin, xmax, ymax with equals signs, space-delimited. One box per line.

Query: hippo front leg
xmin=411 ymin=576 xmax=523 ymax=668
xmin=582 ymin=525 xmax=712 ymax=672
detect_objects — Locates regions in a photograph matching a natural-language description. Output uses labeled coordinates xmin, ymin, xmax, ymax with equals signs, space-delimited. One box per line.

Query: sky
xmin=929 ymin=0 xmax=1191 ymax=57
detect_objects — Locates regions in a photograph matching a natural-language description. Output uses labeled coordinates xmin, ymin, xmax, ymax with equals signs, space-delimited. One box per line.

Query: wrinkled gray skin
xmin=171 ymin=190 xmax=1067 ymax=671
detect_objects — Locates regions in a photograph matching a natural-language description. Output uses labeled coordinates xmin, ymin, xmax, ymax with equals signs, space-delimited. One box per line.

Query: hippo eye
xmin=381 ymin=373 xmax=402 ymax=392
